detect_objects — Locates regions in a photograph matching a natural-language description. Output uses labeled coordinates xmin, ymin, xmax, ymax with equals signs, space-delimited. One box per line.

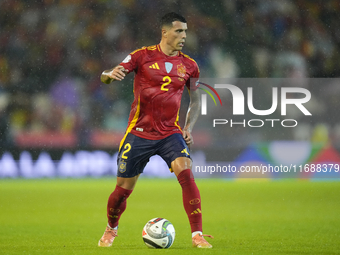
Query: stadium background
xmin=1 ymin=0 xmax=340 ymax=177
xmin=1 ymin=1 xmax=340 ymax=254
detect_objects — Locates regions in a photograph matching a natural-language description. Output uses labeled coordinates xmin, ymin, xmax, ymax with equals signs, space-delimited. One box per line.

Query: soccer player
xmin=98 ymin=12 xmax=213 ymax=248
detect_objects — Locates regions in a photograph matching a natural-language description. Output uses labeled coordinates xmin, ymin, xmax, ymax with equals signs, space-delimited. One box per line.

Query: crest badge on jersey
xmin=165 ymin=62 xmax=173 ymax=73
xmin=177 ymin=63 xmax=186 ymax=77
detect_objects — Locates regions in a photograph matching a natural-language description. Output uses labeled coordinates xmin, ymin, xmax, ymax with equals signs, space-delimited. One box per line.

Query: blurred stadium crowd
xmin=1 ymin=0 xmax=340 ymax=149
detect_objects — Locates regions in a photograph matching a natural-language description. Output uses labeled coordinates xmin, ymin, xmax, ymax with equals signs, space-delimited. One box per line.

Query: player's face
xmin=166 ymin=21 xmax=187 ymax=51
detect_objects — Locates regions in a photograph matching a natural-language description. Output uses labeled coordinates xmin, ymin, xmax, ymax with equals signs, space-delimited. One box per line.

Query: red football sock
xmin=107 ymin=185 xmax=133 ymax=228
xmin=177 ymin=169 xmax=202 ymax=233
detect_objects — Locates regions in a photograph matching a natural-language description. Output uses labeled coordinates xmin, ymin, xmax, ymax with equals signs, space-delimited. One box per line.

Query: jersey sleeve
xmin=186 ymin=61 xmax=200 ymax=91
xmin=119 ymin=47 xmax=145 ymax=74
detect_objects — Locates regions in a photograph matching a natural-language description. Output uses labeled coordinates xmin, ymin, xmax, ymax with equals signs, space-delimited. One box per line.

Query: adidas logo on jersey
xmin=149 ymin=62 xmax=160 ymax=69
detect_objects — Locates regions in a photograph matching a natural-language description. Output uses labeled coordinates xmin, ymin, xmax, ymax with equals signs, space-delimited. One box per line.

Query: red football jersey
xmin=119 ymin=44 xmax=200 ymax=142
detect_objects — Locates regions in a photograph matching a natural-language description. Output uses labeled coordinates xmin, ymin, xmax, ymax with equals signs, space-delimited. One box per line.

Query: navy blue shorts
xmin=117 ymin=133 xmax=191 ymax=177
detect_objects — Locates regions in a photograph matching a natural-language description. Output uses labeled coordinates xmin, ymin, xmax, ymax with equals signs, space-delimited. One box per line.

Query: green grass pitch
xmin=0 ymin=178 xmax=339 ymax=254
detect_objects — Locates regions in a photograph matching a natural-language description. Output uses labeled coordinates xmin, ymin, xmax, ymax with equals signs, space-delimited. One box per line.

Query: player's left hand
xmin=182 ymin=129 xmax=193 ymax=147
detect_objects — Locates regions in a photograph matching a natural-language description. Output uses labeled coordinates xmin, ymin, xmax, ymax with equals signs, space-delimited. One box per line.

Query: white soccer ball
xmin=142 ymin=218 xmax=175 ymax=248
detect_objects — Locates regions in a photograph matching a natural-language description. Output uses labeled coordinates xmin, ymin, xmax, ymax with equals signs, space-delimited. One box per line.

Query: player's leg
xmin=171 ymin=157 xmax=213 ymax=248
xmin=172 ymin=157 xmax=200 ymax=231
xmin=98 ymin=176 xmax=138 ymax=247
xmin=157 ymin=133 xmax=213 ymax=248
xmin=107 ymin=175 xmax=139 ymax=228
xmin=99 ymin=133 xmax=156 ymax=247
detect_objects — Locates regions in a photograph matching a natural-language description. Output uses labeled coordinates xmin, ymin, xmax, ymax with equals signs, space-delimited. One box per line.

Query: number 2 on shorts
xmin=121 ymin=143 xmax=131 ymax=159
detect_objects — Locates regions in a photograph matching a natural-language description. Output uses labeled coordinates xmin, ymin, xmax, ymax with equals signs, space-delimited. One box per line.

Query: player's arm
xmin=101 ymin=65 xmax=127 ymax=84
xmin=183 ymin=89 xmax=200 ymax=146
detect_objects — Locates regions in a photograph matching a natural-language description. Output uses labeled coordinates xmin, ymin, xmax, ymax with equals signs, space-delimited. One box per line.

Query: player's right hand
xmin=108 ymin=65 xmax=126 ymax=81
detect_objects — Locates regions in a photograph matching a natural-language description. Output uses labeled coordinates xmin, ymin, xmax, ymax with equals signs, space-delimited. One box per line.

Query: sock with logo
xmin=107 ymin=185 xmax=133 ymax=228
xmin=177 ymin=169 xmax=203 ymax=233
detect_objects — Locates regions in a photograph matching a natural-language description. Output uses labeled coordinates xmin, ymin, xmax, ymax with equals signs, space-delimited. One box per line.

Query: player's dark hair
xmin=161 ymin=12 xmax=186 ymax=28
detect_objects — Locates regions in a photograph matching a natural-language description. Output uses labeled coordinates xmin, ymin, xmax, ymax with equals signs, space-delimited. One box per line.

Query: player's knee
xmin=116 ymin=176 xmax=139 ymax=190
xmin=171 ymin=157 xmax=192 ymax=176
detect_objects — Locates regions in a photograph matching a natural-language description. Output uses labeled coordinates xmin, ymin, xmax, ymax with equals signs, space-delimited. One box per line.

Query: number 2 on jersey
xmin=161 ymin=76 xmax=171 ymax=91
xmin=121 ymin=143 xmax=131 ymax=159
